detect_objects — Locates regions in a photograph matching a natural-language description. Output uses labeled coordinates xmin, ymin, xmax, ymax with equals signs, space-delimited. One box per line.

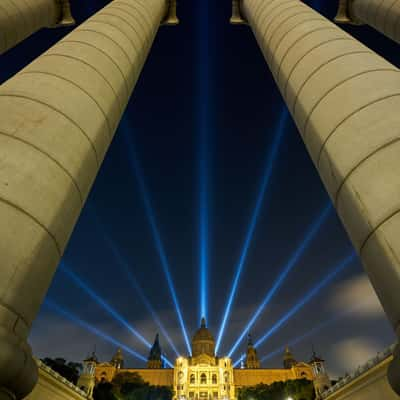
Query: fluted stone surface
xmin=241 ymin=0 xmax=400 ymax=390
xmin=0 ymin=0 xmax=65 ymax=55
xmin=347 ymin=0 xmax=400 ymax=44
xmin=0 ymin=0 xmax=168 ymax=398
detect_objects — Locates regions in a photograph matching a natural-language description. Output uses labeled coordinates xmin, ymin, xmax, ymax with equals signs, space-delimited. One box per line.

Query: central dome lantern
xmin=191 ymin=317 xmax=215 ymax=357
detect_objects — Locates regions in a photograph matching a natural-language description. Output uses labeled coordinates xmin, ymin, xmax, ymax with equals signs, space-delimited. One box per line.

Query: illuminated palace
xmin=92 ymin=318 xmax=331 ymax=399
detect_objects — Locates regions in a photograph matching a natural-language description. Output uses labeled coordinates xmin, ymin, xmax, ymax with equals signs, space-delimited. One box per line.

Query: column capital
xmin=334 ymin=0 xmax=363 ymax=25
xmin=50 ymin=0 xmax=75 ymax=28
xmin=230 ymin=0 xmax=248 ymax=25
xmin=162 ymin=0 xmax=179 ymax=25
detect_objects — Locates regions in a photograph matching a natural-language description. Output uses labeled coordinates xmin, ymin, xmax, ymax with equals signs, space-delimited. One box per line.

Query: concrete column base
xmin=0 ymin=327 xmax=38 ymax=400
xmin=388 ymin=342 xmax=400 ymax=395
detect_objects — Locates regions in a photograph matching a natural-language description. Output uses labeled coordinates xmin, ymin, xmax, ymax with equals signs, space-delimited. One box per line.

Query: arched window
xmin=212 ymin=374 xmax=217 ymax=384
xmin=224 ymin=372 xmax=229 ymax=383
xmin=190 ymin=374 xmax=196 ymax=384
xmin=201 ymin=373 xmax=207 ymax=384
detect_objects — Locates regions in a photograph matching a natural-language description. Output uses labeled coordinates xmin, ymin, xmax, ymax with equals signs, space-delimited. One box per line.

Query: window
xmin=189 ymin=393 xmax=195 ymax=398
xmin=213 ymin=392 xmax=218 ymax=399
xmin=190 ymin=374 xmax=196 ymax=384
xmin=212 ymin=374 xmax=217 ymax=384
xmin=224 ymin=372 xmax=229 ymax=383
xmin=201 ymin=373 xmax=207 ymax=384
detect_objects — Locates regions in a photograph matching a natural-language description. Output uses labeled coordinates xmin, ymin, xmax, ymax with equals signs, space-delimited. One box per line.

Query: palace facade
xmin=91 ymin=319 xmax=330 ymax=399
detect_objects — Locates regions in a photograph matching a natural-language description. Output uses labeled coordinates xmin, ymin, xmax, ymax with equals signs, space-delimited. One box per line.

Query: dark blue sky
xmin=2 ymin=0 xmax=399 ymax=378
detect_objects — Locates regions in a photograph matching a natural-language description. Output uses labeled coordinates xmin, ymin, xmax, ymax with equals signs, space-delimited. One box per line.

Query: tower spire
xmin=245 ymin=333 xmax=260 ymax=368
xmin=147 ymin=333 xmax=163 ymax=369
xmin=283 ymin=346 xmax=297 ymax=369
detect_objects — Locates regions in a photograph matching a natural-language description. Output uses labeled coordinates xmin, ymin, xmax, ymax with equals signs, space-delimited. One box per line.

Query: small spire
xmin=247 ymin=334 xmax=253 ymax=346
xmin=201 ymin=317 xmax=206 ymax=328
xmin=312 ymin=343 xmax=317 ymax=356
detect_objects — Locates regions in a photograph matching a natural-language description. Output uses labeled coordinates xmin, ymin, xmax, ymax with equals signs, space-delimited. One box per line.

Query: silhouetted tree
xmin=93 ymin=382 xmax=117 ymax=400
xmin=238 ymin=379 xmax=315 ymax=400
xmin=106 ymin=372 xmax=173 ymax=400
xmin=41 ymin=357 xmax=83 ymax=385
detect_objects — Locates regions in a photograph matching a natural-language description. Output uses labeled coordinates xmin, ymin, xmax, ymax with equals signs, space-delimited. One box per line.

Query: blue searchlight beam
xmin=91 ymin=209 xmax=180 ymax=357
xmin=260 ymin=298 xmax=372 ymax=363
xmin=120 ymin=117 xmax=192 ymax=355
xmin=44 ymin=299 xmax=148 ymax=363
xmin=59 ymin=262 xmax=151 ymax=348
xmin=233 ymin=252 xmax=356 ymax=366
xmin=227 ymin=201 xmax=332 ymax=358
xmin=197 ymin=0 xmax=213 ymax=324
xmin=215 ymin=107 xmax=290 ymax=354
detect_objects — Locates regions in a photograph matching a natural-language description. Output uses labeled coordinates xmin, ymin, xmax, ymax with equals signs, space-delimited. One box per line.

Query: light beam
xmin=197 ymin=0 xmax=212 ymax=324
xmin=119 ymin=116 xmax=192 ymax=355
xmin=260 ymin=298 xmax=376 ymax=363
xmin=260 ymin=310 xmax=352 ymax=363
xmin=44 ymin=299 xmax=148 ymax=363
xmin=59 ymin=262 xmax=151 ymax=348
xmin=233 ymin=252 xmax=356 ymax=366
xmin=91 ymin=209 xmax=180 ymax=357
xmin=215 ymin=107 xmax=290 ymax=354
xmin=227 ymin=201 xmax=332 ymax=357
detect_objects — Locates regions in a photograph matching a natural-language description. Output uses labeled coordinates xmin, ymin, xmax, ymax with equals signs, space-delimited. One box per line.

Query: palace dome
xmin=192 ymin=318 xmax=215 ymax=357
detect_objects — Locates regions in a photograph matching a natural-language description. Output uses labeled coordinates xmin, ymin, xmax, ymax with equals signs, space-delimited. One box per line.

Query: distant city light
xmin=228 ymin=202 xmax=333 ymax=358
xmin=215 ymin=107 xmax=290 ymax=354
xmin=120 ymin=117 xmax=192 ymax=355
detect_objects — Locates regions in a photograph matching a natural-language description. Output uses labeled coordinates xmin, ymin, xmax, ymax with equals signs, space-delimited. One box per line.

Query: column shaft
xmin=241 ymin=0 xmax=400 ymax=392
xmin=0 ymin=0 xmax=73 ymax=55
xmin=0 ymin=0 xmax=168 ymax=397
xmin=337 ymin=0 xmax=400 ymax=44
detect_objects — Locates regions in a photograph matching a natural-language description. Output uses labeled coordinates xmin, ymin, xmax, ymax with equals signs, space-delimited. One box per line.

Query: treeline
xmin=41 ymin=358 xmax=83 ymax=385
xmin=237 ymin=379 xmax=315 ymax=400
xmin=94 ymin=372 xmax=173 ymax=400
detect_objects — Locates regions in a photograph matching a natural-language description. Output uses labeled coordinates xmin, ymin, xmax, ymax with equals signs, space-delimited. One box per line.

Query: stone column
xmin=237 ymin=0 xmax=400 ymax=394
xmin=0 ymin=0 xmax=75 ymax=55
xmin=334 ymin=0 xmax=400 ymax=45
xmin=0 ymin=0 xmax=177 ymax=398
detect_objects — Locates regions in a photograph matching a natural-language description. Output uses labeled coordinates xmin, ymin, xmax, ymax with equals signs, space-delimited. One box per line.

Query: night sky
xmin=2 ymin=0 xmax=400 ymax=378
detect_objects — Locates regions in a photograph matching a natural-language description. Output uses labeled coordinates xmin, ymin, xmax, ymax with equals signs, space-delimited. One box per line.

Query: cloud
xmin=329 ymin=274 xmax=385 ymax=318
xmin=332 ymin=337 xmax=381 ymax=374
